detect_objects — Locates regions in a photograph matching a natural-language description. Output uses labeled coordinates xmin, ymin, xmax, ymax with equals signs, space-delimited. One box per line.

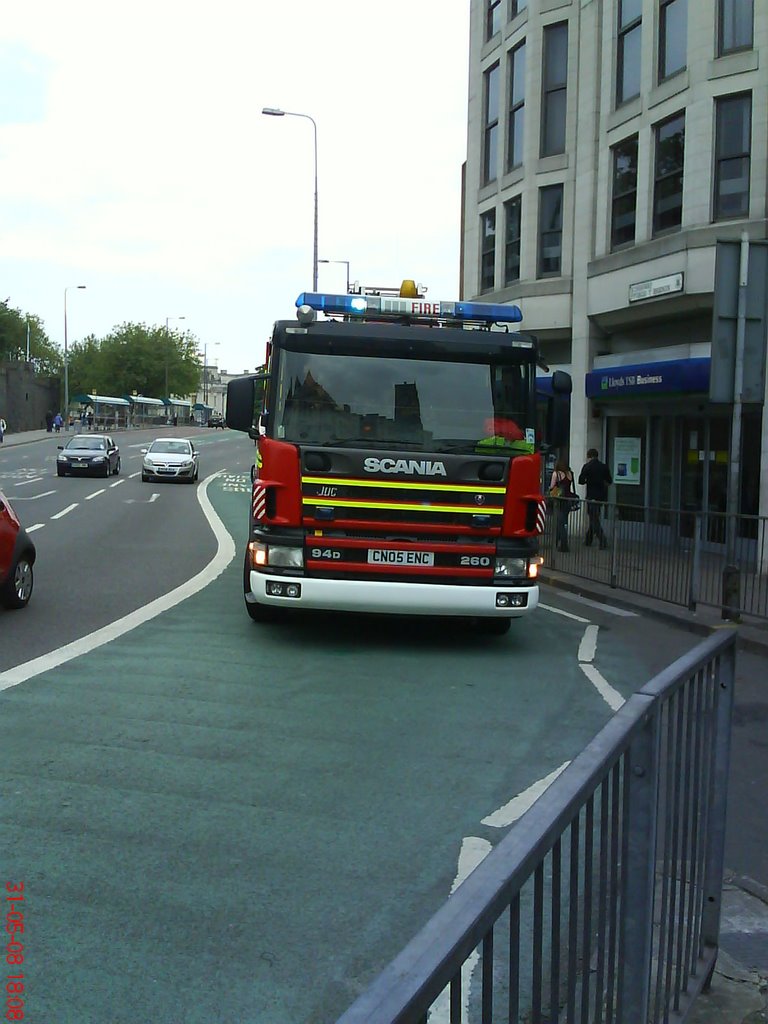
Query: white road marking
xmin=26 ymin=524 xmax=45 ymax=533
xmin=110 ymin=479 xmax=125 ymax=487
xmin=482 ymin=761 xmax=571 ymax=828
xmin=85 ymin=489 xmax=105 ymax=500
xmin=550 ymin=591 xmax=638 ymax=617
xmin=0 ymin=472 xmax=236 ymax=690
xmin=50 ymin=503 xmax=78 ymax=520
xmin=149 ymin=493 xmax=159 ymax=503
xmin=129 ymin=472 xmax=140 ymax=478
xmin=539 ymin=601 xmax=590 ymax=623
xmin=578 ymin=623 xmax=599 ymax=663
xmin=428 ymin=836 xmax=492 ymax=1024
xmin=14 ymin=477 xmax=44 ymax=486
xmin=12 ymin=490 xmax=57 ymax=501
xmin=579 ymin=663 xmax=624 ymax=711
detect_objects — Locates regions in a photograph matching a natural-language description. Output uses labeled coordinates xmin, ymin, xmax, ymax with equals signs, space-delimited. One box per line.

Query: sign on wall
xmin=613 ymin=436 xmax=641 ymax=485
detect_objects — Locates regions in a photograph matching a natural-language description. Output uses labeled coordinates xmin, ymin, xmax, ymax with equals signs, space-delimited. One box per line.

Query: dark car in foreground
xmin=57 ymin=434 xmax=121 ymax=477
xmin=0 ymin=490 xmax=35 ymax=609
xmin=141 ymin=438 xmax=199 ymax=483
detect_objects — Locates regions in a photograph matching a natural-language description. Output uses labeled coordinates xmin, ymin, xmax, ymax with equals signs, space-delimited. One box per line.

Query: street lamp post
xmin=262 ymin=107 xmax=318 ymax=291
xmin=164 ymin=316 xmax=186 ymax=397
xmin=63 ymin=285 xmax=86 ymax=429
xmin=319 ymin=259 xmax=351 ymax=293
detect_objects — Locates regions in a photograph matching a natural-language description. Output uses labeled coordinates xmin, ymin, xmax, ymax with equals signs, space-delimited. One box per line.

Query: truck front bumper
xmin=246 ymin=571 xmax=539 ymax=618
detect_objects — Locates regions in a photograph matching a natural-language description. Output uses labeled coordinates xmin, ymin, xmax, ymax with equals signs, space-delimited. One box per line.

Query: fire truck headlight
xmin=267 ymin=546 xmax=304 ymax=569
xmin=495 ymin=557 xmax=527 ymax=578
xmin=249 ymin=542 xmax=268 ymax=567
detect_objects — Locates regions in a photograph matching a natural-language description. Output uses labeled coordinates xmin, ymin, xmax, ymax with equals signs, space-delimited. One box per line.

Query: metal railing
xmin=543 ymin=499 xmax=768 ymax=621
xmin=334 ymin=631 xmax=736 ymax=1024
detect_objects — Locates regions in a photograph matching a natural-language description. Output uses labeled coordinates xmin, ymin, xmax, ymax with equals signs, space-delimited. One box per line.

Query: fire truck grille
xmin=301 ymin=474 xmax=506 ymax=528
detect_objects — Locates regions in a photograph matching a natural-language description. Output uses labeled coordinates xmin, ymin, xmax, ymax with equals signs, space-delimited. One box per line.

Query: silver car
xmin=141 ymin=438 xmax=199 ymax=483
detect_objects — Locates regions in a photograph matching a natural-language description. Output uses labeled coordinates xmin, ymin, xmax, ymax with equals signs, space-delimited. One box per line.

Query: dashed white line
xmin=26 ymin=524 xmax=45 ymax=533
xmin=85 ymin=489 xmax=105 ymax=500
xmin=14 ymin=477 xmax=44 ymax=486
xmin=579 ymin=662 xmax=624 ymax=711
xmin=481 ymin=761 xmax=571 ymax=828
xmin=129 ymin=472 xmax=140 ymax=478
xmin=50 ymin=503 xmax=78 ymax=520
xmin=578 ymin=623 xmax=599 ymax=663
xmin=12 ymin=490 xmax=57 ymax=501
xmin=110 ymin=479 xmax=125 ymax=487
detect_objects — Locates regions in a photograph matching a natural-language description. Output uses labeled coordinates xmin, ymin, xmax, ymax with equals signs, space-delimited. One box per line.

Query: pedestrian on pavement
xmin=579 ymin=448 xmax=613 ymax=549
xmin=80 ymin=409 xmax=87 ymax=431
xmin=86 ymin=408 xmax=94 ymax=431
xmin=53 ymin=412 xmax=63 ymax=433
xmin=0 ymin=416 xmax=6 ymax=444
xmin=550 ymin=457 xmax=576 ymax=552
xmin=45 ymin=410 xmax=54 ymax=433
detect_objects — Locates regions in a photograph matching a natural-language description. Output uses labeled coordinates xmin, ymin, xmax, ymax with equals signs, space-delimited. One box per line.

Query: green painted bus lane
xmin=0 ymin=473 xmax=666 ymax=1023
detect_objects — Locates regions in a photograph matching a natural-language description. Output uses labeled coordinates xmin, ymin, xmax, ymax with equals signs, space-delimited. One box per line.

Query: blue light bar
xmin=295 ymin=292 xmax=523 ymax=324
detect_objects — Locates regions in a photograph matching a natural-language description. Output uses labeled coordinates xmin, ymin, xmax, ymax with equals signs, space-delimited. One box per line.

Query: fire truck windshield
xmin=274 ymin=350 xmax=536 ymax=453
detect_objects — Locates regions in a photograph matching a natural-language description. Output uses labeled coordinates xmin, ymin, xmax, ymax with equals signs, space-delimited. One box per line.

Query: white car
xmin=141 ymin=438 xmax=199 ymax=483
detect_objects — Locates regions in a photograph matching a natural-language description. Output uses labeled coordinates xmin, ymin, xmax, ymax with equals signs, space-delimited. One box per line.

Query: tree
xmin=66 ymin=323 xmax=201 ymax=399
xmin=0 ymin=300 xmax=61 ymax=373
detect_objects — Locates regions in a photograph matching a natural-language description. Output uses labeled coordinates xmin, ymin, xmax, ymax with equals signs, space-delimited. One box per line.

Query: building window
xmin=714 ymin=93 xmax=751 ymax=220
xmin=510 ymin=0 xmax=528 ymax=16
xmin=653 ymin=112 xmax=685 ymax=235
xmin=504 ymin=196 xmax=522 ymax=284
xmin=718 ymin=0 xmax=753 ymax=56
xmin=507 ymin=42 xmax=526 ymax=171
xmin=481 ymin=209 xmax=497 ymax=292
xmin=483 ymin=63 xmax=500 ymax=184
xmin=486 ymin=0 xmax=502 ymax=40
xmin=659 ymin=0 xmax=687 ymax=80
xmin=538 ymin=184 xmax=563 ymax=277
xmin=617 ymin=0 xmax=642 ymax=105
xmin=610 ymin=135 xmax=638 ymax=249
xmin=541 ymin=23 xmax=568 ymax=157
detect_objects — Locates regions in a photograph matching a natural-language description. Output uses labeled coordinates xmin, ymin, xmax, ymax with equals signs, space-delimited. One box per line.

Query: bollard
xmin=721 ymin=564 xmax=741 ymax=621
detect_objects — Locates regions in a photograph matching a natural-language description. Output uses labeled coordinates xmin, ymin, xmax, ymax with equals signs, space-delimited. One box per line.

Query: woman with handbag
xmin=550 ymin=457 xmax=576 ymax=552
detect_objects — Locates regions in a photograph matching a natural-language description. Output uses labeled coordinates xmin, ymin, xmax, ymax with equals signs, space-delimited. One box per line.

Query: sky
xmin=1 ymin=1 xmax=470 ymax=377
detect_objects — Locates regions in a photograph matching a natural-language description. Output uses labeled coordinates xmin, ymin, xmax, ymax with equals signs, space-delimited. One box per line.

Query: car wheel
xmin=56 ymin=467 xmax=66 ymax=477
xmin=1 ymin=552 xmax=34 ymax=609
xmin=141 ymin=472 xmax=149 ymax=482
xmin=102 ymin=461 xmax=110 ymax=478
xmin=113 ymin=458 xmax=121 ymax=475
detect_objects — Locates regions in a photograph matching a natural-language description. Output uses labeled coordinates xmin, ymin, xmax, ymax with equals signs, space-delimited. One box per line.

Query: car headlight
xmin=179 ymin=460 xmax=193 ymax=469
xmin=92 ymin=456 xmax=106 ymax=462
xmin=495 ymin=557 xmax=527 ymax=578
xmin=57 ymin=455 xmax=68 ymax=462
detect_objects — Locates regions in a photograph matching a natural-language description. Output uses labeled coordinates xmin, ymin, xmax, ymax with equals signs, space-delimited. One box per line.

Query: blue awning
xmin=585 ymin=358 xmax=710 ymax=399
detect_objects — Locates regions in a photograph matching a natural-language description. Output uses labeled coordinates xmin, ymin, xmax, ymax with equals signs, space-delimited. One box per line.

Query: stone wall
xmin=0 ymin=362 xmax=61 ymax=433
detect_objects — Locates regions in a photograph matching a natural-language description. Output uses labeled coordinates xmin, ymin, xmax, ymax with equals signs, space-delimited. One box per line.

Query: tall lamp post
xmin=164 ymin=316 xmax=185 ymax=397
xmin=318 ymin=259 xmax=351 ymax=293
xmin=64 ymin=285 xmax=87 ymax=428
xmin=262 ymin=107 xmax=318 ymax=291
xmin=201 ymin=341 xmax=220 ymax=411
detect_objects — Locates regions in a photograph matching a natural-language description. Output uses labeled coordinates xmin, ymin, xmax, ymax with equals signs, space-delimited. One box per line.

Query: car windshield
xmin=149 ymin=441 xmax=191 ymax=454
xmin=273 ymin=350 xmax=536 ymax=453
xmin=67 ymin=437 xmax=106 ymax=450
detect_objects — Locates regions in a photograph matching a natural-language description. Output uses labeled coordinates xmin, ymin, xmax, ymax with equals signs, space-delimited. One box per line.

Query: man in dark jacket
xmin=579 ymin=448 xmax=612 ymax=548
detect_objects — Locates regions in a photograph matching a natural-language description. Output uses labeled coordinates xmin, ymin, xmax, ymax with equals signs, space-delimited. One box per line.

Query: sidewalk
xmin=0 ymin=427 xmax=53 ymax=447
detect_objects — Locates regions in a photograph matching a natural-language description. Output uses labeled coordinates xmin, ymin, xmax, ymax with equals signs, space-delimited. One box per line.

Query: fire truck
xmin=226 ymin=282 xmax=571 ymax=635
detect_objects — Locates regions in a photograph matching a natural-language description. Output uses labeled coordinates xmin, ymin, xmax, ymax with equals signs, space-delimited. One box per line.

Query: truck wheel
xmin=478 ymin=617 xmax=511 ymax=636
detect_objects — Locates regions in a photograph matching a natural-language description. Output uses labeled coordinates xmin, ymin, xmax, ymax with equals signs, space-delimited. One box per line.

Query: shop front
xmin=585 ymin=358 xmax=762 ymax=547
